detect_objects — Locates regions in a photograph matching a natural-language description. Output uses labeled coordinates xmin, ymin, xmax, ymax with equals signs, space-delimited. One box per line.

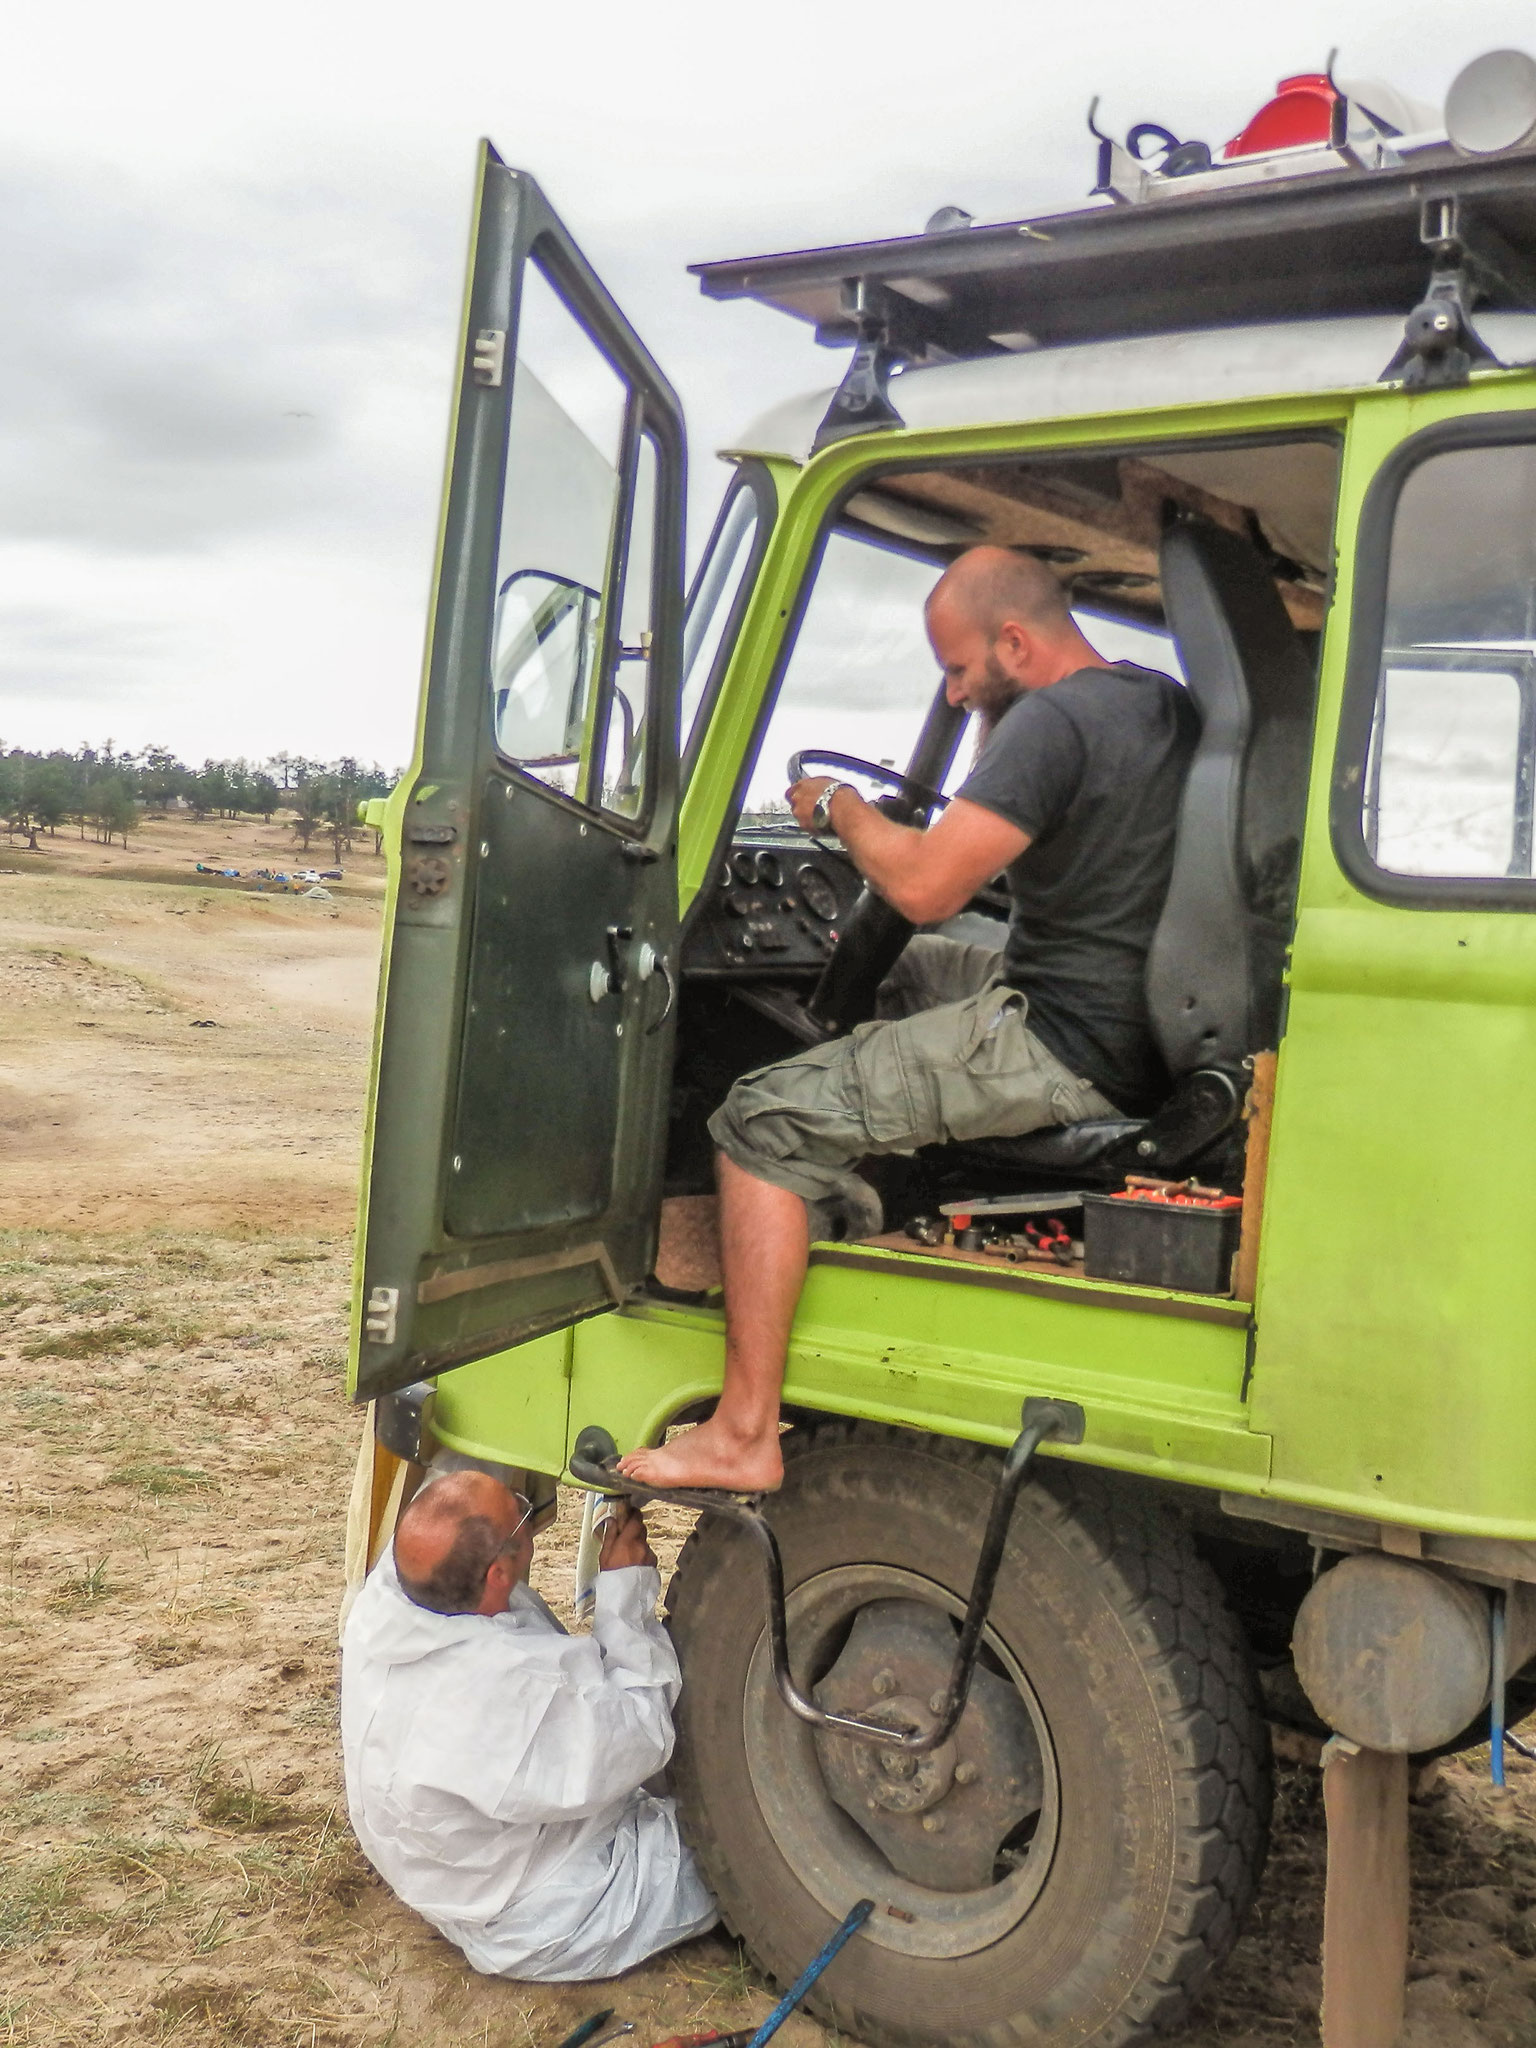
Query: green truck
xmin=351 ymin=53 xmax=1536 ymax=2047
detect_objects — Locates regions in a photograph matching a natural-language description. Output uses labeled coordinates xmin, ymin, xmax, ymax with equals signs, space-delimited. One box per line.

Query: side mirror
xmin=492 ymin=568 xmax=602 ymax=771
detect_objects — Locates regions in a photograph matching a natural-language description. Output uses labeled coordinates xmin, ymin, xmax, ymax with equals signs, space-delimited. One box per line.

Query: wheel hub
xmin=813 ymin=1600 xmax=1044 ymax=1892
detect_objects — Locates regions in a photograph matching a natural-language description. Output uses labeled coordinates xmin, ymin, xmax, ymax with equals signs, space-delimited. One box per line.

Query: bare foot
xmin=619 ymin=1417 xmax=784 ymax=1493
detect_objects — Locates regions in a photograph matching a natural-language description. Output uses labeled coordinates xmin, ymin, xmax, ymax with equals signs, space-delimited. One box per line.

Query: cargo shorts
xmin=707 ymin=934 xmax=1120 ymax=1241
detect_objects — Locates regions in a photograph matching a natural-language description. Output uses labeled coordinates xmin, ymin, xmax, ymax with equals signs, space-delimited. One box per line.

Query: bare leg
xmin=618 ymin=1153 xmax=807 ymax=1490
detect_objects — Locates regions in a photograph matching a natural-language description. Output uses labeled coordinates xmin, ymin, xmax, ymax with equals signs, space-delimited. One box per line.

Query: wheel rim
xmin=742 ymin=1563 xmax=1060 ymax=1959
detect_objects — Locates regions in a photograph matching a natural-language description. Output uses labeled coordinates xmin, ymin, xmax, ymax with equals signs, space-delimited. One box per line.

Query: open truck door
xmin=352 ymin=148 xmax=685 ymax=1403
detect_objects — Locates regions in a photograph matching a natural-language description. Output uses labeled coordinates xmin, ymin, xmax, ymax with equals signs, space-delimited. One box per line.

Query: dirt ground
xmin=5 ymin=838 xmax=1536 ymax=2047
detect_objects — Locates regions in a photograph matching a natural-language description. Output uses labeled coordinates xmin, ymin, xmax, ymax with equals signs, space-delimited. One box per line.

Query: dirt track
xmin=3 ymin=827 xmax=1536 ymax=2046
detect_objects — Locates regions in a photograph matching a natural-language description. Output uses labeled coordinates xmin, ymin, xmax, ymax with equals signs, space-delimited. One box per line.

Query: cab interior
xmin=654 ymin=430 xmax=1342 ymax=1300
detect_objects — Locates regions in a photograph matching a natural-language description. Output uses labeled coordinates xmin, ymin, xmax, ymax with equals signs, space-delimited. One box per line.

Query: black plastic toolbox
xmin=1081 ymin=1189 xmax=1242 ymax=1294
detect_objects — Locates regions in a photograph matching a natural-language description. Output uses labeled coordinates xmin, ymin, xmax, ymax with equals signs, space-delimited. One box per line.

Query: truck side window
xmin=681 ymin=478 xmax=765 ymax=771
xmin=1364 ymin=442 xmax=1536 ymax=880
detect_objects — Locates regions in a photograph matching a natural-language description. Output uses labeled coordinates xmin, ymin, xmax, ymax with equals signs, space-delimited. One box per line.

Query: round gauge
xmin=797 ymin=862 xmax=839 ymax=922
xmin=756 ymin=850 xmax=784 ymax=890
xmin=717 ymin=860 xmax=734 ymax=890
xmin=732 ymin=849 xmax=759 ymax=887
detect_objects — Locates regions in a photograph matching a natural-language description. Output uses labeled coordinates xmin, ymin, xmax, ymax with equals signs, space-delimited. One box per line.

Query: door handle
xmin=637 ymin=943 xmax=676 ymax=1035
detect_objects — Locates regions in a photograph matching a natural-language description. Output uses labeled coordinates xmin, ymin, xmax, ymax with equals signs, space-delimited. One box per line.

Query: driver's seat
xmin=922 ymin=515 xmax=1317 ymax=1195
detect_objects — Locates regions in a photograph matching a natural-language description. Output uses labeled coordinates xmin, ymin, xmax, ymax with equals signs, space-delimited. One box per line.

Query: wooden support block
xmin=1321 ymin=1740 xmax=1409 ymax=2048
xmin=1233 ymin=1049 xmax=1277 ymax=1304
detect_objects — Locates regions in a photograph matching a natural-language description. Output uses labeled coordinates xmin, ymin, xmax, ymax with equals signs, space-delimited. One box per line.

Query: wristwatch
xmin=809 ymin=781 xmax=855 ymax=835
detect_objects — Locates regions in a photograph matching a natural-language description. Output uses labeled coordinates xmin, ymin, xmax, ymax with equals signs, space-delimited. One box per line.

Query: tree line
xmin=0 ymin=743 xmax=398 ymax=862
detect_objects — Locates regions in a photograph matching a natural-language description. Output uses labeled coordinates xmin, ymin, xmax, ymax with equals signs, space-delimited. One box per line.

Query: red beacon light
xmin=1223 ymin=73 xmax=1340 ymax=159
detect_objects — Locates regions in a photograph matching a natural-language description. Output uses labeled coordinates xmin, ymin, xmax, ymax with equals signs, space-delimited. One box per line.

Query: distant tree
xmin=139 ymin=745 xmax=187 ymax=811
xmin=289 ymin=779 xmax=324 ymax=852
xmin=90 ymin=776 xmax=137 ymax=848
xmin=250 ymin=773 xmax=280 ymax=822
xmin=26 ymin=759 xmax=72 ymax=838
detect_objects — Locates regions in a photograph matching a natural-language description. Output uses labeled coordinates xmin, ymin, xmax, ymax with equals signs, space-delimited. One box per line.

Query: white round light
xmin=1446 ymin=48 xmax=1536 ymax=155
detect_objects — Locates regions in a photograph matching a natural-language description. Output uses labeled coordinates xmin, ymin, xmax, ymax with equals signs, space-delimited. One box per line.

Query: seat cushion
xmin=931 ymin=1117 xmax=1146 ymax=1177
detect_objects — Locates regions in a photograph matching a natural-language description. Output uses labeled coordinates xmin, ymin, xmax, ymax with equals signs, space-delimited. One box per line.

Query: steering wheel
xmin=786 ymin=749 xmax=949 ymax=819
xmin=784 ymin=751 xmax=950 ymax=1033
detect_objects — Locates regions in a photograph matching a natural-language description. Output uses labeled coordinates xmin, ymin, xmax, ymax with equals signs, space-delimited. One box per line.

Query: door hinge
xmin=472 ymin=329 xmax=506 ymax=388
xmin=364 ymin=1285 xmax=400 ymax=1346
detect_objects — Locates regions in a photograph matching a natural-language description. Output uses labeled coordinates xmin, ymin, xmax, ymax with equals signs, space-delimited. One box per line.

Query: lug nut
xmin=871 ymin=1670 xmax=896 ymax=1697
xmin=954 ymin=1761 xmax=978 ymax=1785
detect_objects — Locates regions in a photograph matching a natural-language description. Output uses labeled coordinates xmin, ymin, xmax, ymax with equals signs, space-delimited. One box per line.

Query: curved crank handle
xmin=637 ymin=943 xmax=676 ymax=1036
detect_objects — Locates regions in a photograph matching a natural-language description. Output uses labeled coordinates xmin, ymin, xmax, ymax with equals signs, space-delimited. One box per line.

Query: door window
xmin=490 ymin=254 xmax=660 ymax=823
xmin=1359 ymin=440 xmax=1536 ymax=881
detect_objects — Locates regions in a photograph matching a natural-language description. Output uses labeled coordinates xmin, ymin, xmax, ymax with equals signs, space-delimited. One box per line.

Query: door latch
xmin=588 ymin=924 xmax=634 ymax=1002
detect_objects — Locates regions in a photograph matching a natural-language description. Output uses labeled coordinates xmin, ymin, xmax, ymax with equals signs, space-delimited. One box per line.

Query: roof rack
xmin=692 ymin=153 xmax=1536 ymax=449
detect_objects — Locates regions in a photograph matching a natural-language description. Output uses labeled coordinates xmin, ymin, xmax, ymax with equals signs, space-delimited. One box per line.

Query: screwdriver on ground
xmin=653 ymin=1898 xmax=875 ymax=2048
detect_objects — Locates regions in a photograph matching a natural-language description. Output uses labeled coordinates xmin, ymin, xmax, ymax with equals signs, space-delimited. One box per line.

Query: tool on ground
xmin=938 ymin=1189 xmax=1086 ymax=1217
xmin=570 ymin=1398 xmax=1084 ymax=1755
xmin=649 ymin=2031 xmax=755 ymax=2047
xmin=555 ymin=2011 xmax=616 ymax=2048
xmin=742 ymin=1896 xmax=876 ymax=2047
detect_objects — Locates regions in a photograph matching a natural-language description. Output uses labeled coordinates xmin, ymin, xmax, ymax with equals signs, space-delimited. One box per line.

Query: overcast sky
xmin=1 ymin=0 xmax=1533 ymax=768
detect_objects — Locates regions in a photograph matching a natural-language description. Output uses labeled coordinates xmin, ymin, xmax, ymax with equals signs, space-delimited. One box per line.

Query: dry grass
xmin=5 ymin=858 xmax=1536 ymax=2047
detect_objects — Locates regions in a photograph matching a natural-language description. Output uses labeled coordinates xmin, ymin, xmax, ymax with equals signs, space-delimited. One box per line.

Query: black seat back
xmin=1146 ymin=519 xmax=1317 ymax=1075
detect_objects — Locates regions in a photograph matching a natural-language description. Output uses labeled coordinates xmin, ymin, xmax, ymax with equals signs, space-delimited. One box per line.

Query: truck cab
xmin=351 ymin=68 xmax=1536 ymax=2047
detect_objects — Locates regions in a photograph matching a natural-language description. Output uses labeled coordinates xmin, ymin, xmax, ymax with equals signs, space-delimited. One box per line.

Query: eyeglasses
xmin=483 ymin=1493 xmax=535 ymax=1583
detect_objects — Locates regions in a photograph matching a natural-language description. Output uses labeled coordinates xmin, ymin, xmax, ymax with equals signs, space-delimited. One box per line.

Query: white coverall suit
xmin=340 ymin=1553 xmax=718 ymax=1980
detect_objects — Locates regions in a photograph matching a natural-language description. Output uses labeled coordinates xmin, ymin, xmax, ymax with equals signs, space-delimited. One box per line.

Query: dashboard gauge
xmin=732 ymin=849 xmax=759 ymax=886
xmin=797 ymin=862 xmax=839 ymax=922
xmin=717 ymin=860 xmax=734 ymax=890
xmin=755 ymin=850 xmax=784 ymax=890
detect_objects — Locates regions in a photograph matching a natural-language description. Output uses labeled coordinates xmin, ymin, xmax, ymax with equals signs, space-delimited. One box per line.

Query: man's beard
xmin=972 ymin=654 xmax=1025 ymax=747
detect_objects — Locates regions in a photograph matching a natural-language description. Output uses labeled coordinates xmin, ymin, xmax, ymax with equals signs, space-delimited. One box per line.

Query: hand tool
xmin=742 ymin=1897 xmax=875 ymax=2047
xmin=555 ymin=2012 xmax=615 ymax=2048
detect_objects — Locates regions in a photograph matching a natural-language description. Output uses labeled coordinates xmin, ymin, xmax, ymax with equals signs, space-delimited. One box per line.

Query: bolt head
xmin=871 ymin=1670 xmax=896 ymax=1697
xmin=954 ymin=1761 xmax=978 ymax=1785
xmin=921 ymin=1813 xmax=945 ymax=1833
xmin=929 ymin=1692 xmax=947 ymax=1716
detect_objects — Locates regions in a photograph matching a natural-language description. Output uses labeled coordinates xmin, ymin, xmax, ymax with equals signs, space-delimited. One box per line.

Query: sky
xmin=2 ymin=0 xmax=1534 ymax=770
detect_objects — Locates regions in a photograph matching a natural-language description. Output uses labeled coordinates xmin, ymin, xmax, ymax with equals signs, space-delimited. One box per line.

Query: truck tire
xmin=665 ymin=1421 xmax=1270 ymax=2048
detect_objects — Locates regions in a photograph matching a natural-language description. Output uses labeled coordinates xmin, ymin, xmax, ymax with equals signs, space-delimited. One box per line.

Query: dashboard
xmin=683 ymin=835 xmax=864 ymax=976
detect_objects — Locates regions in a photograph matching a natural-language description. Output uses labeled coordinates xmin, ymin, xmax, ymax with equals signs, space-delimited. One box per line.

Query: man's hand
xmin=787 ymin=776 xmax=844 ymax=832
xmin=598 ymin=1502 xmax=656 ymax=1571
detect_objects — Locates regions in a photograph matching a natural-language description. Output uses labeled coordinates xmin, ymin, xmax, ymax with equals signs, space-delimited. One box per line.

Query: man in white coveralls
xmin=340 ymin=1468 xmax=717 ymax=1980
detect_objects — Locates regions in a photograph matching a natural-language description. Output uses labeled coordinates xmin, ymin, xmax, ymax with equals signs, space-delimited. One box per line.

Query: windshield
xmin=740 ymin=524 xmax=1184 ymax=828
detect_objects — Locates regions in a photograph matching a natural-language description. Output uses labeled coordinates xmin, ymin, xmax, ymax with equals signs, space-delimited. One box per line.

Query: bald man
xmin=623 ymin=546 xmax=1198 ymax=1492
xmin=340 ymin=1469 xmax=716 ymax=1980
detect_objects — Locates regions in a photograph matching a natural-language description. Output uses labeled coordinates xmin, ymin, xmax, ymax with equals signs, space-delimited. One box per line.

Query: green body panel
xmin=1250 ymin=375 xmax=1536 ymax=1540
xmin=558 ymin=1255 xmax=1265 ymax=1490
xmin=429 ymin=1327 xmax=573 ymax=1474
xmin=370 ymin=336 xmax=1536 ymax=1540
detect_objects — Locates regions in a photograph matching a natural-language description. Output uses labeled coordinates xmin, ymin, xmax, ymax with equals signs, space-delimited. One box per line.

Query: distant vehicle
xmin=320 ymin=868 xmax=345 ymax=880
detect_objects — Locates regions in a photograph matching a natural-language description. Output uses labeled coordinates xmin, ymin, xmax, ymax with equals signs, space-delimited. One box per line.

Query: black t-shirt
xmin=956 ymin=662 xmax=1198 ymax=1113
